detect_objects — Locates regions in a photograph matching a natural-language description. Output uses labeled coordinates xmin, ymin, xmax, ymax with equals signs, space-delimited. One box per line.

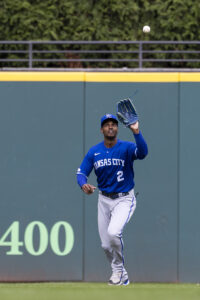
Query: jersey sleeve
xmin=76 ymin=149 xmax=94 ymax=178
xmin=128 ymin=131 xmax=148 ymax=161
xmin=134 ymin=131 xmax=148 ymax=159
xmin=77 ymin=173 xmax=87 ymax=188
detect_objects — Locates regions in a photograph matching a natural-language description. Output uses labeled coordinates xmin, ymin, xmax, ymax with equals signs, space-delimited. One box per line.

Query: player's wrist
xmin=130 ymin=125 xmax=139 ymax=134
xmin=129 ymin=121 xmax=139 ymax=133
xmin=132 ymin=128 xmax=140 ymax=134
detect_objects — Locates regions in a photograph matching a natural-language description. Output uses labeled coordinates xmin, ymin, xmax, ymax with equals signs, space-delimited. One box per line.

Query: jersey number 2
xmin=117 ymin=171 xmax=124 ymax=182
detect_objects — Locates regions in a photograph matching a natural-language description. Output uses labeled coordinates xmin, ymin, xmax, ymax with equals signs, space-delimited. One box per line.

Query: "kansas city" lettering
xmin=94 ymin=158 xmax=125 ymax=170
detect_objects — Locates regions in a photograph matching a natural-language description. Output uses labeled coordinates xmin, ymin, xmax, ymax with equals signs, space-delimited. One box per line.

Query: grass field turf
xmin=0 ymin=283 xmax=200 ymax=300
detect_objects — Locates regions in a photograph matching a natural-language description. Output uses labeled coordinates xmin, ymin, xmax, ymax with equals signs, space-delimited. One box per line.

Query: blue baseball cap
xmin=101 ymin=114 xmax=118 ymax=127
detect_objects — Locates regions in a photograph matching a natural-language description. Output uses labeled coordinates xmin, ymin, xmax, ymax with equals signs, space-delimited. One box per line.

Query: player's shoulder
xmin=117 ymin=139 xmax=135 ymax=148
xmin=87 ymin=141 xmax=104 ymax=155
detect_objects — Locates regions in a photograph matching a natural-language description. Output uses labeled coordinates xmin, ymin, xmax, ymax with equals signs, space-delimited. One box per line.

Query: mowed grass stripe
xmin=0 ymin=283 xmax=200 ymax=300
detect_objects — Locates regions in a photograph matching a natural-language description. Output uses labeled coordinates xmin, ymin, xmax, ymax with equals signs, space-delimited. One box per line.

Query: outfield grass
xmin=0 ymin=282 xmax=200 ymax=300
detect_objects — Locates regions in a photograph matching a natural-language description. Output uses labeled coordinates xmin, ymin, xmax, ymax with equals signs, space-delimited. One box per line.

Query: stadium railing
xmin=0 ymin=40 xmax=200 ymax=70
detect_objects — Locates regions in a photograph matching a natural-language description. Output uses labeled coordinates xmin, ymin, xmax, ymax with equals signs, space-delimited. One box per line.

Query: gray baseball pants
xmin=98 ymin=189 xmax=136 ymax=277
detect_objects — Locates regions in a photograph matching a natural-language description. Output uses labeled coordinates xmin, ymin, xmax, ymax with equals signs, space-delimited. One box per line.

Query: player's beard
xmin=104 ymin=132 xmax=117 ymax=141
xmin=106 ymin=135 xmax=116 ymax=141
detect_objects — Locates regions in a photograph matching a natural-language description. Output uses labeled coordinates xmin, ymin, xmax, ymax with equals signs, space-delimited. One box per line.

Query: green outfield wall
xmin=0 ymin=72 xmax=199 ymax=283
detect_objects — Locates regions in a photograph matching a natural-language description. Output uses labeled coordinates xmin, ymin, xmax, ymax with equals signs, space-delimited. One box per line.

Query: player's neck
xmin=104 ymin=138 xmax=117 ymax=148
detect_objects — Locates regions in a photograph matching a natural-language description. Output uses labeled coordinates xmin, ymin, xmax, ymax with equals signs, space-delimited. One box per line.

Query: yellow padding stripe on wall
xmin=0 ymin=72 xmax=200 ymax=82
xmin=85 ymin=72 xmax=180 ymax=82
xmin=179 ymin=73 xmax=200 ymax=82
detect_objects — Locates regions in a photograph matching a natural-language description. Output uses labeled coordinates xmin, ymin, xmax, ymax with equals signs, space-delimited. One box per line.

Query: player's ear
xmin=100 ymin=127 xmax=103 ymax=134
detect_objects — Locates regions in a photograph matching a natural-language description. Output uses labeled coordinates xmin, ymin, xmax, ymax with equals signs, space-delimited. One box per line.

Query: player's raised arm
xmin=129 ymin=121 xmax=148 ymax=159
xmin=116 ymin=98 xmax=148 ymax=159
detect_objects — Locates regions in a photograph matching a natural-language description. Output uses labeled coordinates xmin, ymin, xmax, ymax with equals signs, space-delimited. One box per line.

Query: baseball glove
xmin=116 ymin=98 xmax=138 ymax=127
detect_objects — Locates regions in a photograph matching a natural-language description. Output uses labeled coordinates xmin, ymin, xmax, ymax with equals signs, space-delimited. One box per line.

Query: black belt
xmin=100 ymin=191 xmax=129 ymax=199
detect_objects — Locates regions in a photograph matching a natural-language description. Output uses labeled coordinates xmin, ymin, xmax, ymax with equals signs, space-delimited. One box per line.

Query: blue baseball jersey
xmin=77 ymin=132 xmax=148 ymax=193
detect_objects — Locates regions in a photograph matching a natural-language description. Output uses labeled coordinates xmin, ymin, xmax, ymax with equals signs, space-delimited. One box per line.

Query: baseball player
xmin=77 ymin=99 xmax=148 ymax=285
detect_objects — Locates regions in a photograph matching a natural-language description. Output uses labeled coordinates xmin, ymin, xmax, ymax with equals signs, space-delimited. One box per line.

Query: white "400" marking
xmin=0 ymin=221 xmax=74 ymax=256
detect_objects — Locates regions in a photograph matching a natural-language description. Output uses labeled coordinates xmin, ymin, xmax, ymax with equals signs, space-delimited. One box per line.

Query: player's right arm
xmin=76 ymin=149 xmax=96 ymax=195
xmin=81 ymin=183 xmax=96 ymax=194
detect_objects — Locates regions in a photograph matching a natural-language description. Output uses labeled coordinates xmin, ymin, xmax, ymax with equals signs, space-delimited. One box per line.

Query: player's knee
xmin=102 ymin=244 xmax=111 ymax=252
xmin=107 ymin=227 xmax=120 ymax=239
